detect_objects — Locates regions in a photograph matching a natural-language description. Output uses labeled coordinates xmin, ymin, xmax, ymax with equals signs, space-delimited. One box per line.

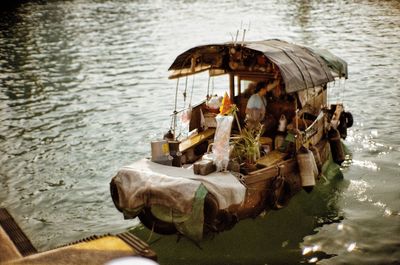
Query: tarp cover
xmin=113 ymin=158 xmax=245 ymax=212
xmin=305 ymin=47 xmax=348 ymax=79
xmin=246 ymin=40 xmax=334 ymax=93
xmin=169 ymin=39 xmax=347 ymax=93
xmin=111 ymin=158 xmax=246 ymax=239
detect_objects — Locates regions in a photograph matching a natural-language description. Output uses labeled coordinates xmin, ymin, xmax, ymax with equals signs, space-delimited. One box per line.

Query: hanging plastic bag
xmin=212 ymin=114 xmax=233 ymax=172
xmin=200 ymin=108 xmax=206 ymax=130
xmin=206 ymin=95 xmax=222 ymax=110
xmin=181 ymin=106 xmax=192 ymax=124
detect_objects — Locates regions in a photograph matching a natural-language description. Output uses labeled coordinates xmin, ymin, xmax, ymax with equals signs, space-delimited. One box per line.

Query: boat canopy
xmin=306 ymin=47 xmax=348 ymax=79
xmin=169 ymin=39 xmax=348 ymax=94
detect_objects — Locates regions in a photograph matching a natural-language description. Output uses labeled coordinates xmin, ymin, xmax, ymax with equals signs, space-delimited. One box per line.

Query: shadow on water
xmin=0 ymin=1 xmax=43 ymax=101
xmin=130 ymin=171 xmax=349 ymax=265
xmin=0 ymin=0 xmax=30 ymax=11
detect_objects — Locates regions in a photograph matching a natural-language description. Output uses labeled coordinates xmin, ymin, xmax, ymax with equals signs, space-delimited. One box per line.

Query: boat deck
xmin=256 ymin=150 xmax=289 ymax=167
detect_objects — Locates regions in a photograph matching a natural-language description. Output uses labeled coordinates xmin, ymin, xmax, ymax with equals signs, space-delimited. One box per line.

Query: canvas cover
xmin=169 ymin=39 xmax=347 ymax=93
xmin=306 ymin=47 xmax=348 ymax=79
xmin=245 ymin=40 xmax=334 ymax=93
xmin=111 ymin=158 xmax=246 ymax=240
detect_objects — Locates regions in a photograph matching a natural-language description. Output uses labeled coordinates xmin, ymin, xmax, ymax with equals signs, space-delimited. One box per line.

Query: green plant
xmin=231 ymin=125 xmax=264 ymax=164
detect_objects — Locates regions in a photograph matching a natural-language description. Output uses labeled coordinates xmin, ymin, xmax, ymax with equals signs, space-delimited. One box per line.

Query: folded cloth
xmin=112 ymin=158 xmax=246 ymax=215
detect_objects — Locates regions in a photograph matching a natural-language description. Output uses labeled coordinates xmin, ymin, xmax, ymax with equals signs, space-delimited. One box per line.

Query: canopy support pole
xmin=229 ymin=73 xmax=235 ymax=99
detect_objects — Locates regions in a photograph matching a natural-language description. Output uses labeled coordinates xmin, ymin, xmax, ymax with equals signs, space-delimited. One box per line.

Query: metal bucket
xmin=151 ymin=140 xmax=172 ymax=166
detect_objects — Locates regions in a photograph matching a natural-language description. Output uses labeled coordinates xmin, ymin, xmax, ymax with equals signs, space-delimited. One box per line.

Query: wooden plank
xmin=243 ymin=166 xmax=278 ymax=185
xmin=256 ymin=150 xmax=289 ymax=167
xmin=0 ymin=226 xmax=22 ymax=262
xmin=179 ymin=128 xmax=215 ymax=152
xmin=0 ymin=208 xmax=37 ymax=257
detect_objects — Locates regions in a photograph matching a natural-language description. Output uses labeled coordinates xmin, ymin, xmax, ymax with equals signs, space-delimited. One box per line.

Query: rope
xmin=327 ymin=82 xmax=332 ymax=105
xmin=171 ymin=78 xmax=180 ymax=138
xmin=147 ymin=222 xmax=155 ymax=242
xmin=183 ymin=75 xmax=188 ymax=108
xmin=178 ymin=77 xmax=190 ymax=140
xmin=338 ymin=78 xmax=345 ymax=104
xmin=342 ymin=79 xmax=346 ymax=104
xmin=207 ymin=76 xmax=211 ymax=99
xmin=190 ymin=74 xmax=195 ymax=106
xmin=337 ymin=78 xmax=341 ymax=104
xmin=211 ymin=77 xmax=215 ymax=96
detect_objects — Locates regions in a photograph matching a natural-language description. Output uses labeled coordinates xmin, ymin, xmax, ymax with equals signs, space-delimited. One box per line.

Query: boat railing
xmin=302 ymin=110 xmax=326 ymax=147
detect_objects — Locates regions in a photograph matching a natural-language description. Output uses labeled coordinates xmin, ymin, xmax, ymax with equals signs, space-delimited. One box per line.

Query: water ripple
xmin=0 ymin=0 xmax=399 ymax=263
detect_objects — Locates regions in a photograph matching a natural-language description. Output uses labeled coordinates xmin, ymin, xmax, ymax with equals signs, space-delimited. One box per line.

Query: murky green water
xmin=1 ymin=0 xmax=399 ymax=264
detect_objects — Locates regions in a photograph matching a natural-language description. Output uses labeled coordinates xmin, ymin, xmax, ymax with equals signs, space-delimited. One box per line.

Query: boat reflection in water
xmin=110 ymin=39 xmax=353 ymax=244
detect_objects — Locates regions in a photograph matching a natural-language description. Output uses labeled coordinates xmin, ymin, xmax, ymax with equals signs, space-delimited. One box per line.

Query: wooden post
xmin=229 ymin=73 xmax=235 ymax=99
xmin=237 ymin=76 xmax=241 ymax=96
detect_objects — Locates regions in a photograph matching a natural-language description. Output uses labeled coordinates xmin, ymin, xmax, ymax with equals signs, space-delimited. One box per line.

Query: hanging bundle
xmin=296 ymin=146 xmax=318 ymax=193
xmin=328 ymin=128 xmax=345 ymax=165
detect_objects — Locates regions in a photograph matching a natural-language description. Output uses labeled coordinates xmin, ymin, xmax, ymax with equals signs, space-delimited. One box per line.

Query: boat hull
xmin=110 ymin=139 xmax=333 ymax=237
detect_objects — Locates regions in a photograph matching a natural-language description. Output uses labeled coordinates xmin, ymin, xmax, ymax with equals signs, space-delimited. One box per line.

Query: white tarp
xmin=112 ymin=158 xmax=246 ymax=215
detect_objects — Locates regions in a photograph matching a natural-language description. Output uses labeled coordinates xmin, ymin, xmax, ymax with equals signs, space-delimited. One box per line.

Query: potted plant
xmin=231 ymin=124 xmax=264 ymax=173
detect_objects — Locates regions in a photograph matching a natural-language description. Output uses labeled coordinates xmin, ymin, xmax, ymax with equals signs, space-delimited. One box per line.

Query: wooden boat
xmin=110 ymin=39 xmax=353 ymax=241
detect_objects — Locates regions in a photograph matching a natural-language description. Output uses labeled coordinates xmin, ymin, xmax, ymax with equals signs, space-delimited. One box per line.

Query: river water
xmin=0 ymin=0 xmax=399 ymax=264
